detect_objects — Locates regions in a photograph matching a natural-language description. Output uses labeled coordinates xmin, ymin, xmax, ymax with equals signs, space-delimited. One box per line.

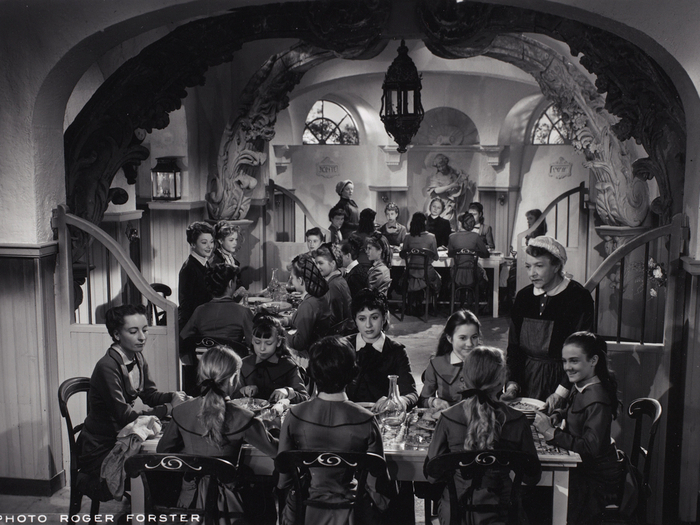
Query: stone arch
xmin=413 ymin=107 xmax=479 ymax=146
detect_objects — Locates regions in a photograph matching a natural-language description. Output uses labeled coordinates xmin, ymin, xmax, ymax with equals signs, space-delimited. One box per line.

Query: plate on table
xmin=247 ymin=296 xmax=272 ymax=305
xmin=507 ymin=397 xmax=545 ymax=421
xmin=232 ymin=397 xmax=270 ymax=412
xmin=260 ymin=301 xmax=292 ymax=312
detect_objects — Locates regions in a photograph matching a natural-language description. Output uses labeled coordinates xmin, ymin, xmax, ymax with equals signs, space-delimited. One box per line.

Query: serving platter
xmin=247 ymin=296 xmax=272 ymax=304
xmin=232 ymin=397 xmax=270 ymax=411
xmin=508 ymin=397 xmax=545 ymax=411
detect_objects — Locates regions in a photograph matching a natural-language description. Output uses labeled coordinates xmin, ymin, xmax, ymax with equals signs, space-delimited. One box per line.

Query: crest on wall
xmin=549 ymin=157 xmax=572 ymax=179
xmin=317 ymin=157 xmax=340 ymax=178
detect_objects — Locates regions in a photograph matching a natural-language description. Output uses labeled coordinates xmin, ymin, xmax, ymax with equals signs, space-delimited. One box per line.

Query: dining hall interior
xmin=2 ymin=0 xmax=700 ymax=523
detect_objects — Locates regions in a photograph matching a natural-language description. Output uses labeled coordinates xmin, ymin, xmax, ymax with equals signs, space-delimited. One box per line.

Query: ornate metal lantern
xmin=150 ymin=157 xmax=182 ymax=200
xmin=380 ymin=40 xmax=424 ymax=153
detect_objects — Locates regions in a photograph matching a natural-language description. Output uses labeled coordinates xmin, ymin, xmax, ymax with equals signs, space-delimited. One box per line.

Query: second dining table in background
xmin=391 ymin=249 xmax=504 ymax=318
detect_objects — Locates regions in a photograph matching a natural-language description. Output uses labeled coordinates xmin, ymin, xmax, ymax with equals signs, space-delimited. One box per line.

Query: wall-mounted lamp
xmin=498 ymin=193 xmax=507 ymax=206
xmin=380 ymin=40 xmax=424 ymax=154
xmin=151 ymin=157 xmax=182 ymax=200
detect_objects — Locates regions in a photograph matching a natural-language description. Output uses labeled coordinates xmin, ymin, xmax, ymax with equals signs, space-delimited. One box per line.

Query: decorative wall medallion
xmin=549 ymin=157 xmax=572 ymax=179
xmin=317 ymin=157 xmax=339 ymax=178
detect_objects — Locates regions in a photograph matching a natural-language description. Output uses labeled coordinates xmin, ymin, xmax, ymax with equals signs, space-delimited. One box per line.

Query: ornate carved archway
xmin=64 ymin=0 xmax=685 ymax=259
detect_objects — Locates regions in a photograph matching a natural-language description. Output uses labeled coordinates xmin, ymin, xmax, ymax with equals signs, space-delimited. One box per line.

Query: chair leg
xmin=89 ymin=498 xmax=100 ymax=524
xmin=69 ymin=488 xmax=83 ymax=517
xmin=450 ymin=284 xmax=455 ymax=315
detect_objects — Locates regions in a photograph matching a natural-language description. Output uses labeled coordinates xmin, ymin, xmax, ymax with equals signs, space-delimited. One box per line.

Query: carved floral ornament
xmin=64 ymin=0 xmax=685 ymax=260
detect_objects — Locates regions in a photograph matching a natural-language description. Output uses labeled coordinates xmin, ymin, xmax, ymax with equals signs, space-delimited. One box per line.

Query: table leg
xmin=491 ymin=264 xmax=499 ymax=318
xmin=130 ymin=474 xmax=146 ymax=514
xmin=551 ymin=468 xmax=570 ymax=525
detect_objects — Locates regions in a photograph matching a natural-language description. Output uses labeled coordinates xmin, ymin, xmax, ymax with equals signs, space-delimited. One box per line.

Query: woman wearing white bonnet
xmin=502 ymin=236 xmax=594 ymax=411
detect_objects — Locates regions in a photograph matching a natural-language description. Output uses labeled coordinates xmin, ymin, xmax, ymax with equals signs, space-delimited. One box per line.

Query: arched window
xmin=531 ymin=103 xmax=572 ymax=145
xmin=303 ymin=100 xmax=359 ymax=145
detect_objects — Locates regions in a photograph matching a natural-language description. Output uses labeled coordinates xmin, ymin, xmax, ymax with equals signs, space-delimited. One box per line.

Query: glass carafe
xmin=381 ymin=375 xmax=406 ymax=427
xmin=268 ymin=268 xmax=282 ymax=301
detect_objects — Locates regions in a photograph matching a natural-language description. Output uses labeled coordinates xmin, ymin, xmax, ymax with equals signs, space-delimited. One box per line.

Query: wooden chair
xmin=124 ymin=453 xmax=245 ymax=525
xmin=603 ymin=397 xmax=663 ymax=524
xmin=58 ymin=377 xmax=114 ymax=522
xmin=424 ymin=450 xmax=539 ymax=525
xmin=400 ymin=248 xmax=437 ymax=322
xmin=449 ymin=249 xmax=480 ymax=315
xmin=181 ymin=335 xmax=250 ymax=361
xmin=275 ymin=450 xmax=388 ymax=525
xmin=148 ymin=283 xmax=172 ymax=326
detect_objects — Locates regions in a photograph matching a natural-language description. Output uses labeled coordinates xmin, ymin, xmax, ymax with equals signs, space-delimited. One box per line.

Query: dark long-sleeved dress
xmin=326 ymin=271 xmax=352 ymax=328
xmin=507 ymin=279 xmax=594 ymax=400
xmin=548 ymin=382 xmax=623 ymax=524
xmin=379 ymin=222 xmax=407 ymax=247
xmin=332 ymin=197 xmax=360 ymax=239
xmin=209 ymin=248 xmax=243 ymax=290
xmin=344 ymin=263 xmax=369 ymax=300
xmin=234 ymin=354 xmax=309 ymax=403
xmin=367 ymin=261 xmax=391 ymax=295
xmin=401 ymin=232 xmax=442 ymax=293
xmin=157 ymin=396 xmax=278 ymax=517
xmin=447 ymin=231 xmax=490 ymax=286
xmin=418 ymin=354 xmax=465 ymax=408
xmin=178 ymin=255 xmax=211 ymax=328
xmin=345 ymin=335 xmax=419 ymax=409
xmin=425 ymin=402 xmax=542 ymax=525
xmin=79 ymin=347 xmax=175 ymax=473
xmin=180 ymin=297 xmax=253 ymax=347
xmin=278 ymin=396 xmax=389 ymax=525
xmin=288 ymin=293 xmax=331 ymax=355
xmin=427 ymin=215 xmax=452 ymax=248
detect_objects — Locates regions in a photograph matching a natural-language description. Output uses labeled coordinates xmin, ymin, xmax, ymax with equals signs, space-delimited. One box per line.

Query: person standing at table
xmin=282 ymin=253 xmax=331 ymax=358
xmin=502 ymin=236 xmax=594 ymax=409
xmin=426 ymin=198 xmax=452 ymax=248
xmin=425 ymin=346 xmax=541 ymax=525
xmin=178 ymin=221 xmax=215 ymax=328
xmin=79 ymin=305 xmax=187 ymax=476
xmin=419 ymin=309 xmax=482 ymax=410
xmin=534 ymin=332 xmax=624 ymax=525
xmin=341 ymin=234 xmax=369 ymax=301
xmin=210 ymin=220 xmax=247 ymax=299
xmin=379 ymin=202 xmax=407 ymax=247
xmin=235 ymin=314 xmax=309 ymax=404
xmin=157 ymin=344 xmax=278 ymax=523
xmin=314 ymin=243 xmax=352 ymax=334
xmin=467 ymin=202 xmax=495 ymax=250
xmin=365 ymin=231 xmax=392 ymax=296
xmin=331 ymin=179 xmax=359 ymax=239
xmin=277 ymin=336 xmax=392 ymax=525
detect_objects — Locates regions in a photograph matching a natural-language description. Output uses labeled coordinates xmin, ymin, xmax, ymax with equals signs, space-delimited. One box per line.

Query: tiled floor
xmin=0 ymin=309 xmax=509 ymax=523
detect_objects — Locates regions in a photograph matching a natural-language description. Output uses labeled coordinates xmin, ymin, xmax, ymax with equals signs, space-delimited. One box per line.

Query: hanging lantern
xmin=380 ymin=40 xmax=424 ymax=153
xmin=150 ymin=157 xmax=182 ymax=200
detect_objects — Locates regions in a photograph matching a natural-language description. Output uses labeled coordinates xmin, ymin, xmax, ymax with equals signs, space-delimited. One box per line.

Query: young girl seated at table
xmin=345 ymin=288 xmax=418 ymax=411
xmin=282 ymin=253 xmax=331 ymax=359
xmin=157 ymin=344 xmax=278 ymax=522
xmin=534 ymin=331 xmax=624 ymax=524
xmin=235 ymin=313 xmax=309 ymax=404
xmin=277 ymin=335 xmax=392 ymax=525
xmin=426 ymin=346 xmax=541 ymax=525
xmin=419 ymin=309 xmax=482 ymax=410
xmin=365 ymin=231 xmax=392 ymax=296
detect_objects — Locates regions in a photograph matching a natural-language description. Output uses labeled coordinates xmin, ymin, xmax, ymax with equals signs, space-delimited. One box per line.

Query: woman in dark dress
xmin=79 ymin=305 xmax=187 ymax=475
xmin=178 ymin=221 xmax=215 ymax=328
xmin=467 ymin=202 xmax=495 ymax=249
xmin=331 ymin=180 xmax=359 ymax=239
xmin=503 ymin=236 xmax=594 ymax=409
xmin=426 ymin=198 xmax=452 ymax=248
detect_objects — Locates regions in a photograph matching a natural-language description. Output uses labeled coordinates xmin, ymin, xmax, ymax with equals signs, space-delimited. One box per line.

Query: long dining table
xmin=134 ymin=418 xmax=579 ymax=525
xmin=391 ymin=250 xmax=504 ymax=318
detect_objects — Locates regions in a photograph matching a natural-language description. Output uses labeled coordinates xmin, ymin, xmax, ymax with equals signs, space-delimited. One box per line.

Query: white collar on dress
xmin=190 ymin=251 xmax=209 ymax=266
xmin=574 ymin=375 xmax=601 ymax=393
xmin=318 ymin=391 xmax=349 ymax=401
xmin=532 ymin=276 xmax=571 ymax=297
xmin=449 ymin=351 xmax=463 ymax=365
xmin=355 ymin=332 xmax=386 ymax=352
xmin=346 ymin=259 xmax=359 ymax=272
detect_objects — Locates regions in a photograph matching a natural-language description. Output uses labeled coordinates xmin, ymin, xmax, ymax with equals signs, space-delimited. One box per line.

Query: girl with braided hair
xmin=426 ymin=346 xmax=541 ymax=525
xmin=282 ymin=253 xmax=331 ymax=357
xmin=158 ymin=344 xmax=278 ymax=520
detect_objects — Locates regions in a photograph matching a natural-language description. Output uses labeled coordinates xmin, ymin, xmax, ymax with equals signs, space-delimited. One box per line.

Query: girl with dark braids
xmin=158 ymin=345 xmax=278 ymax=519
xmin=426 ymin=347 xmax=541 ymax=525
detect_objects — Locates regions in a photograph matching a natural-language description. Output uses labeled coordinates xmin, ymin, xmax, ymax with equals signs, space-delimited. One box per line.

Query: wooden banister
xmin=269 ymin=181 xmax=330 ymax=240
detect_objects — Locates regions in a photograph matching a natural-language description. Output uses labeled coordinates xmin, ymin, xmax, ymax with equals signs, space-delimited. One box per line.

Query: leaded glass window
xmin=531 ymin=104 xmax=572 ymax=145
xmin=303 ymin=100 xmax=359 ymax=145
